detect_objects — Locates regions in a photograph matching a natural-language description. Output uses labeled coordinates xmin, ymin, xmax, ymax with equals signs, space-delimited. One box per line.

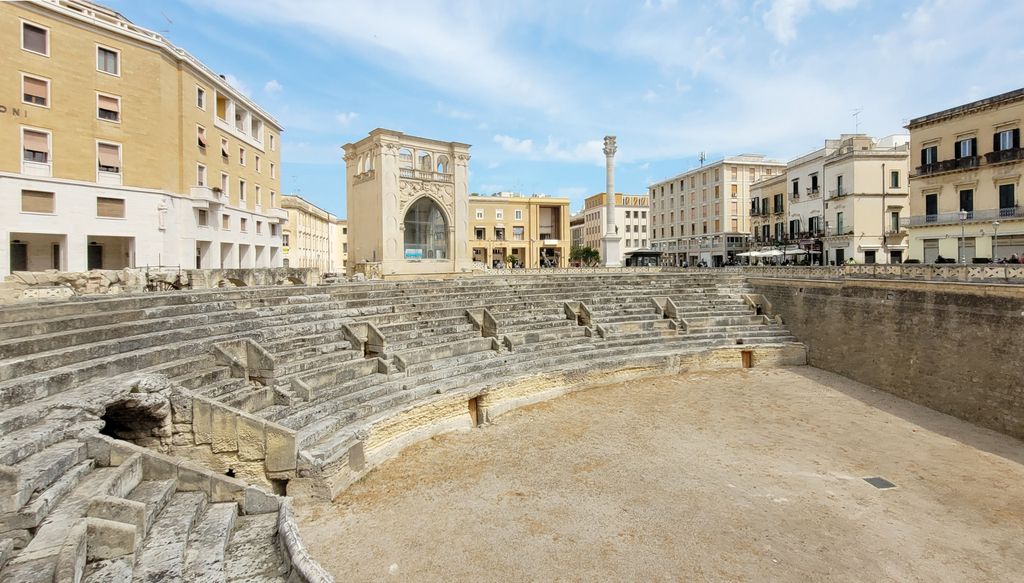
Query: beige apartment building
xmin=280 ymin=194 xmax=347 ymax=273
xmin=469 ymin=192 xmax=570 ymax=268
xmin=1 ymin=0 xmax=285 ymax=275
xmin=570 ymin=212 xmax=584 ymax=250
xmin=906 ymin=88 xmax=1024 ymax=262
xmin=650 ymin=156 xmax=785 ymax=266
xmin=580 ymin=193 xmax=649 ymax=264
xmin=750 ymin=173 xmax=787 ymax=244
xmin=780 ymin=134 xmax=910 ymax=264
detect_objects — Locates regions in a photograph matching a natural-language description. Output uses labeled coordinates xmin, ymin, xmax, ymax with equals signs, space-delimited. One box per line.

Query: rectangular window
xmin=995 ymin=129 xmax=1020 ymax=151
xmin=270 ymin=162 xmax=276 ymax=178
xmin=22 ymin=75 xmax=48 ymax=107
xmin=959 ymin=189 xmax=974 ymax=213
xmin=239 ymin=147 xmax=246 ymax=166
xmin=97 ymin=93 xmax=120 ymax=122
xmin=475 ymin=227 xmax=485 ymax=240
xmin=22 ymin=22 xmax=48 ymax=56
xmin=890 ymin=211 xmax=900 ymax=232
xmin=240 ymin=218 xmax=248 ymax=233
xmin=222 ymin=214 xmax=230 ymax=230
xmin=864 ymin=250 xmax=876 ymax=264
xmin=282 ymin=233 xmax=289 ymax=245
xmin=269 ymin=134 xmax=276 ymax=151
xmin=197 ymin=209 xmax=209 ymax=226
xmin=96 ymin=197 xmax=125 ymax=218
xmin=496 ymin=209 xmax=504 ymax=220
xmin=220 ymin=172 xmax=229 ymax=195
xmin=255 ymin=155 xmax=261 ymax=173
xmin=514 ymin=209 xmax=523 ymax=220
xmin=97 ymin=46 xmax=119 ymax=75
xmin=196 ymin=86 xmax=206 ymax=109
xmin=925 ymin=193 xmax=938 ymax=220
xmin=999 ymin=184 xmax=1016 ymax=211
xmin=197 ymin=125 xmax=207 ymax=148
xmin=475 ymin=209 xmax=484 ymax=220
xmin=955 ymin=137 xmax=976 ymax=158
xmin=239 ymin=179 xmax=247 ymax=202
xmin=21 ymin=190 xmax=54 ymax=214
xmin=270 ymin=191 xmax=276 ymax=207
xmin=197 ymin=163 xmax=207 ymax=186
xmin=22 ymin=128 xmax=50 ymax=163
xmin=495 ymin=227 xmax=505 ymax=240
xmin=256 ymin=221 xmax=262 ymax=235
xmin=255 ymin=185 xmax=262 ymax=206
xmin=791 ymin=179 xmax=799 ymax=196
xmin=890 ymin=170 xmax=900 ymax=189
xmin=921 ymin=145 xmax=938 ymax=166
xmin=221 ymin=138 xmax=230 ymax=159
xmin=513 ymin=226 xmax=524 ymax=240
xmin=97 ymin=142 xmax=121 ymax=173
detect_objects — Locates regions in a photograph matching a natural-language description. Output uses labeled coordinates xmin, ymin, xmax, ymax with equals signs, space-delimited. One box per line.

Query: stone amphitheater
xmin=0 ymin=271 xmax=805 ymax=581
xmin=3 ymin=269 xmax=1021 ymax=581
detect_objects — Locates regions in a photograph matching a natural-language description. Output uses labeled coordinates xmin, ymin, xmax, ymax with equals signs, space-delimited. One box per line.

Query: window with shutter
xmin=21 ymin=190 xmax=54 ymax=214
xmin=221 ymin=139 xmax=229 ymax=158
xmin=22 ymin=23 xmax=48 ymax=55
xmin=23 ymin=76 xmax=48 ymax=106
xmin=23 ymin=129 xmax=49 ymax=163
xmin=97 ymin=94 xmax=120 ymax=122
xmin=97 ymin=143 xmax=121 ymax=173
xmin=97 ymin=197 xmax=125 ymax=218
xmin=97 ymin=46 xmax=119 ymax=75
xmin=198 ymin=126 xmax=207 ymax=148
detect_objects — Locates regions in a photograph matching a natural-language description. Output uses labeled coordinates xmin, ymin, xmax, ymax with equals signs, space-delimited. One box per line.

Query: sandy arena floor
xmin=294 ymin=367 xmax=1024 ymax=582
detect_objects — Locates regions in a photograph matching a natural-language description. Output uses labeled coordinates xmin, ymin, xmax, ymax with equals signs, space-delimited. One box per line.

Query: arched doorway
xmin=404 ymin=197 xmax=449 ymax=260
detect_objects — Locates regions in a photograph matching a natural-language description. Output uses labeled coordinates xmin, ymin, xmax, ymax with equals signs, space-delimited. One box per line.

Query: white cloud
xmin=494 ymin=134 xmax=534 ymax=154
xmin=762 ymin=0 xmax=862 ymax=45
xmin=222 ymin=73 xmax=250 ymax=97
xmin=543 ymin=138 xmax=604 ymax=165
xmin=263 ymin=79 xmax=283 ymax=93
xmin=335 ymin=112 xmax=358 ymax=126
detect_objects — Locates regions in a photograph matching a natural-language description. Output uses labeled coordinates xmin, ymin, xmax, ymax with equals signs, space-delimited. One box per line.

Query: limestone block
xmin=237 ymin=415 xmax=266 ymax=462
xmin=170 ymin=391 xmax=193 ymax=423
xmin=193 ymin=398 xmax=213 ymax=445
xmin=86 ymin=517 xmax=136 ymax=560
xmin=87 ymin=496 xmax=147 ymax=542
xmin=211 ymin=406 xmax=238 ymax=454
xmin=176 ymin=462 xmax=213 ymax=494
xmin=242 ymin=487 xmax=280 ymax=515
xmin=141 ymin=450 xmax=179 ymax=481
xmin=210 ymin=474 xmax=247 ymax=504
xmin=53 ymin=518 xmax=87 ymax=583
xmin=0 ymin=464 xmax=28 ymax=513
xmin=264 ymin=425 xmax=297 ymax=472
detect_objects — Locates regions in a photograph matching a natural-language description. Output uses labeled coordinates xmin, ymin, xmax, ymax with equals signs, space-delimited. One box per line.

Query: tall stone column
xmin=601 ymin=136 xmax=622 ymax=267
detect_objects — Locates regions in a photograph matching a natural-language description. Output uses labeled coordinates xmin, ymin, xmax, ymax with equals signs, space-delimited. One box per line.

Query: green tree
xmin=570 ymin=246 xmax=601 ymax=267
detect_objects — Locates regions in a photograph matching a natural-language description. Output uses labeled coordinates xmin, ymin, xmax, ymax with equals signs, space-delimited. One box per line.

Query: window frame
xmin=196 ymin=86 xmax=206 ymax=110
xmin=197 ymin=163 xmax=207 ymax=187
xmin=20 ymin=189 xmax=56 ymax=215
xmin=21 ymin=20 xmax=50 ymax=57
xmin=96 ymin=196 xmax=126 ymax=219
xmin=239 ymin=147 xmax=246 ymax=166
xmin=20 ymin=72 xmax=50 ymax=108
xmin=96 ymin=44 xmax=121 ymax=77
xmin=197 ymin=124 xmax=207 ymax=149
xmin=96 ymin=92 xmax=121 ymax=123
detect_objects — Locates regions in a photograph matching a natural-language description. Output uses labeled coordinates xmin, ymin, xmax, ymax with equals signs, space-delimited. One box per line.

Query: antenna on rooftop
xmin=851 ymin=107 xmax=864 ymax=133
xmin=698 ymin=151 xmax=706 ymax=167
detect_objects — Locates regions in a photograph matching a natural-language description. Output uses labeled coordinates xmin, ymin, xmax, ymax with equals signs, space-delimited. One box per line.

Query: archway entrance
xmin=403 ymin=198 xmax=449 ymax=260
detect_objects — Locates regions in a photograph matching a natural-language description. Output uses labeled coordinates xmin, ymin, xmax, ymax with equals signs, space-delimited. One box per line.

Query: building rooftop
xmin=906 ymin=87 xmax=1024 ymax=129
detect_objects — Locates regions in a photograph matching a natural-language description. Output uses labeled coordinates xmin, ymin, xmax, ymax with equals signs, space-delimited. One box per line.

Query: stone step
xmin=132 ymin=491 xmax=208 ymax=582
xmin=126 ymin=479 xmax=177 ymax=537
xmin=0 ymin=419 xmax=70 ymax=467
xmin=184 ymin=502 xmax=238 ymax=582
xmin=0 ymin=459 xmax=93 ymax=533
xmin=84 ymin=556 xmax=134 ymax=583
xmin=224 ymin=513 xmax=288 ymax=582
xmin=1 ymin=440 xmax=88 ymax=514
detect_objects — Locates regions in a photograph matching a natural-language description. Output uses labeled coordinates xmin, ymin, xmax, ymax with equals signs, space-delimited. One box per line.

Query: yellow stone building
xmin=906 ymin=88 xmax=1024 ymax=262
xmin=749 ymin=173 xmax=787 ymax=244
xmin=280 ymin=194 xmax=346 ymax=273
xmin=468 ymin=193 xmax=570 ymax=268
xmin=580 ymin=192 xmax=650 ymax=264
xmin=1 ymin=0 xmax=285 ymax=275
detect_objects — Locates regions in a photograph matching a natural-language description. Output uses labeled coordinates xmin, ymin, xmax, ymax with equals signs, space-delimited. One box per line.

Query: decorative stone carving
xmin=398 ymin=179 xmax=455 ymax=215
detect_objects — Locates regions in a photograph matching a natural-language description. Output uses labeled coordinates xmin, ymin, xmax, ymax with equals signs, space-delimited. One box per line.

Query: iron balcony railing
xmin=900 ymin=206 xmax=1024 ymax=227
xmin=916 ymin=156 xmax=980 ymax=176
xmin=985 ymin=148 xmax=1024 ymax=165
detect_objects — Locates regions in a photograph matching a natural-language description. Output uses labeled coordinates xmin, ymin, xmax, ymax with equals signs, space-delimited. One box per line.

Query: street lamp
xmin=958 ymin=209 xmax=968 ymax=264
xmin=993 ymin=220 xmax=1001 ymax=261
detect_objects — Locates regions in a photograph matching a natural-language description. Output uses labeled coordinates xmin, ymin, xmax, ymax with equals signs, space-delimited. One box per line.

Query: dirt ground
xmin=294 ymin=367 xmax=1024 ymax=582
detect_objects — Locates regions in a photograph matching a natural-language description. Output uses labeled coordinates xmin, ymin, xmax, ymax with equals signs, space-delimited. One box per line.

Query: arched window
xmin=436 ymin=155 xmax=449 ymax=174
xmin=404 ymin=197 xmax=448 ymax=260
xmin=399 ymin=148 xmax=413 ymax=169
xmin=366 ymin=154 xmax=373 ymax=171
xmin=356 ymin=155 xmax=365 ymax=174
xmin=418 ymin=151 xmax=432 ymax=171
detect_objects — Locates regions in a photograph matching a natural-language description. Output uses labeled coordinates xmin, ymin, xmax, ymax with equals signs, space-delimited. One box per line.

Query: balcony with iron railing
xmin=915 ymin=156 xmax=980 ymax=177
xmin=901 ymin=206 xmax=1024 ymax=227
xmin=400 ymin=167 xmax=454 ymax=183
xmin=828 ymin=187 xmax=848 ymax=198
xmin=984 ymin=148 xmax=1024 ymax=165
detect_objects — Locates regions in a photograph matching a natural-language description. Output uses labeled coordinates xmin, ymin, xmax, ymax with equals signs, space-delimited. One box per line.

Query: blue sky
xmin=106 ymin=0 xmax=1024 ymax=217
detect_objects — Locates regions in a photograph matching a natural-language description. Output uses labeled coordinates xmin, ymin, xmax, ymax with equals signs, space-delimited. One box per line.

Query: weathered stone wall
xmin=748 ymin=277 xmax=1024 ymax=440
